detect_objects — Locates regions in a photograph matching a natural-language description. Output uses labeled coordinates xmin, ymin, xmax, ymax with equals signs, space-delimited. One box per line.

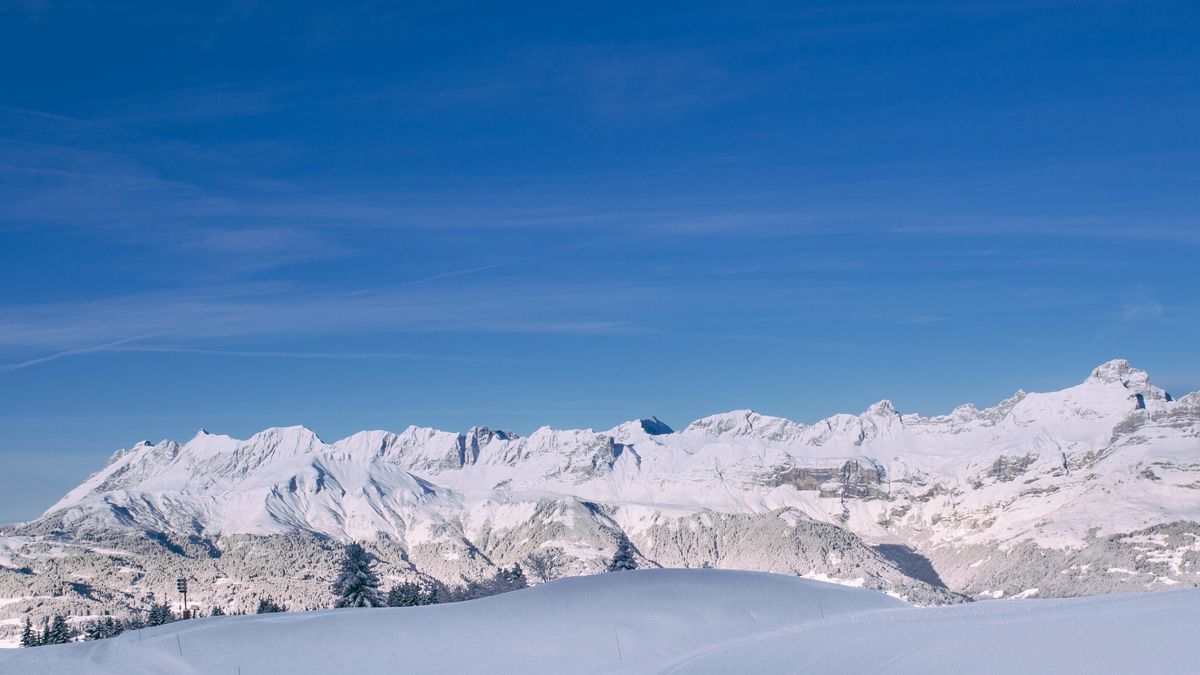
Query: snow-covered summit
xmin=637 ymin=416 xmax=673 ymax=435
xmin=684 ymin=409 xmax=807 ymax=441
xmin=35 ymin=360 xmax=1198 ymax=546
xmin=865 ymin=399 xmax=900 ymax=418
xmin=1086 ymin=358 xmax=1172 ymax=402
xmin=5 ymin=359 xmax=1198 ymax=614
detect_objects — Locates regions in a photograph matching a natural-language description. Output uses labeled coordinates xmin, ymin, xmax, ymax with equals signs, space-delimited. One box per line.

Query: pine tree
xmin=422 ymin=586 xmax=438 ymax=605
xmin=608 ymin=538 xmax=638 ymax=572
xmin=83 ymin=616 xmax=120 ymax=642
xmin=46 ymin=615 xmax=73 ymax=644
xmin=39 ymin=617 xmax=50 ymax=646
xmin=19 ymin=618 xmax=37 ymax=648
xmin=386 ymin=582 xmax=423 ymax=607
xmin=498 ymin=564 xmax=527 ymax=591
xmin=255 ymin=597 xmax=286 ymax=613
xmin=331 ymin=542 xmax=385 ymax=608
xmin=146 ymin=602 xmax=175 ymax=626
xmin=391 ymin=581 xmax=440 ymax=606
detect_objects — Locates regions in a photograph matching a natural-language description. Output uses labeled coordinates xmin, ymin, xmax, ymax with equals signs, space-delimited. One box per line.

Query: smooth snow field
xmin=2 ymin=570 xmax=1196 ymax=674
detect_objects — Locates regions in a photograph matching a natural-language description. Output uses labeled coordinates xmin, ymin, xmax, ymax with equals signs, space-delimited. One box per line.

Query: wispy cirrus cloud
xmin=93 ymin=83 xmax=292 ymax=126
xmin=146 ymin=225 xmax=349 ymax=271
xmin=0 ymin=280 xmax=656 ymax=353
xmin=0 ymin=335 xmax=160 ymax=373
xmin=0 ymin=277 xmax=646 ymax=372
xmin=5 ymin=98 xmax=1199 ymax=260
xmin=104 ymin=345 xmax=543 ymax=365
xmin=1091 ymin=290 xmax=1200 ymax=343
xmin=0 ymin=270 xmax=1101 ymax=373
xmin=1118 ymin=297 xmax=1165 ymax=322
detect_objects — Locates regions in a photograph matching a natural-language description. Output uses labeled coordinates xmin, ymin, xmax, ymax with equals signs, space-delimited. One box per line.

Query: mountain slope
xmin=3 ymin=570 xmax=1197 ymax=675
xmin=1 ymin=359 xmax=1198 ymax=639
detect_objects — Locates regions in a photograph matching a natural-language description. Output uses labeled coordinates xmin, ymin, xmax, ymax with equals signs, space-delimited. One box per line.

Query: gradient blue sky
xmin=1 ymin=1 xmax=1198 ymax=523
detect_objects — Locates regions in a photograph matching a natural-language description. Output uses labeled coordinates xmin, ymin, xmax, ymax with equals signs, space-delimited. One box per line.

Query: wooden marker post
xmin=177 ymin=577 xmax=190 ymax=619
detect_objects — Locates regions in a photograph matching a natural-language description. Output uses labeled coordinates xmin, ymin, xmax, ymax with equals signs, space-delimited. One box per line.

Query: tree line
xmin=20 ymin=538 xmax=638 ymax=647
xmin=19 ymin=600 xmax=178 ymax=647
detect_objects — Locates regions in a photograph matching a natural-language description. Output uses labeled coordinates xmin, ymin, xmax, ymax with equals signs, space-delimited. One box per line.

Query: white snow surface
xmin=1 ymin=569 xmax=1195 ymax=674
xmin=34 ymin=359 xmax=1200 ymax=551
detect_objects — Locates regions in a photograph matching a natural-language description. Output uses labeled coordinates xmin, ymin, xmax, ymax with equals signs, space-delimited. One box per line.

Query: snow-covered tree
xmin=82 ymin=620 xmax=104 ymax=642
xmin=331 ymin=542 xmax=385 ymax=608
xmin=386 ymin=582 xmax=425 ymax=607
xmin=82 ymin=616 xmax=124 ymax=642
xmin=146 ymin=602 xmax=175 ymax=626
xmin=524 ymin=547 xmax=567 ymax=583
xmin=46 ymin=615 xmax=74 ymax=644
xmin=608 ymin=538 xmax=638 ymax=572
xmin=20 ymin=618 xmax=37 ymax=647
xmin=211 ymin=606 xmax=225 ymax=616
xmin=440 ymin=563 xmax=533 ymax=602
xmin=255 ymin=597 xmax=286 ymax=613
xmin=497 ymin=564 xmax=528 ymax=592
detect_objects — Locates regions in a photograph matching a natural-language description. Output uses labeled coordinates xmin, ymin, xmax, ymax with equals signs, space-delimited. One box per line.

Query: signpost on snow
xmin=177 ymin=577 xmax=190 ymax=619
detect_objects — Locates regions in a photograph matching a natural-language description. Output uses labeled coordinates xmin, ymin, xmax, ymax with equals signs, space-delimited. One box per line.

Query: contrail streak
xmin=0 ymin=335 xmax=160 ymax=373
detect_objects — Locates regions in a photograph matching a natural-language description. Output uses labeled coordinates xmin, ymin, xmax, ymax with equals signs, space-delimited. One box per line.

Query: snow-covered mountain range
xmin=2 ymin=359 xmax=1198 ymax=640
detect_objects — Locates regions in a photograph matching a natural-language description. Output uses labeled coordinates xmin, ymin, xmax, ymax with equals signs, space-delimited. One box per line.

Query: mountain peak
xmin=1086 ymin=359 xmax=1170 ymax=401
xmin=639 ymin=417 xmax=673 ymax=435
xmin=1088 ymin=359 xmax=1142 ymax=384
xmin=605 ymin=417 xmax=674 ymax=442
xmin=685 ymin=410 xmax=805 ymax=442
xmin=250 ymin=425 xmax=324 ymax=446
xmin=866 ymin=400 xmax=898 ymax=417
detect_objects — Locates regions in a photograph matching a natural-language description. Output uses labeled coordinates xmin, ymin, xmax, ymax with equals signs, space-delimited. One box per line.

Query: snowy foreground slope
xmin=1 ymin=359 xmax=1199 ymax=640
xmin=2 ymin=570 xmax=1197 ymax=675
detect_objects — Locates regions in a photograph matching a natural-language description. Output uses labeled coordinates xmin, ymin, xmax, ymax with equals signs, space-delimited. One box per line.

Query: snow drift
xmin=1 ymin=569 xmax=1196 ymax=674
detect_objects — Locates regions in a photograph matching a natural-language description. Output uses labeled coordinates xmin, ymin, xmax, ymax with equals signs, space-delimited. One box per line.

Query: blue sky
xmin=1 ymin=1 xmax=1198 ymax=523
